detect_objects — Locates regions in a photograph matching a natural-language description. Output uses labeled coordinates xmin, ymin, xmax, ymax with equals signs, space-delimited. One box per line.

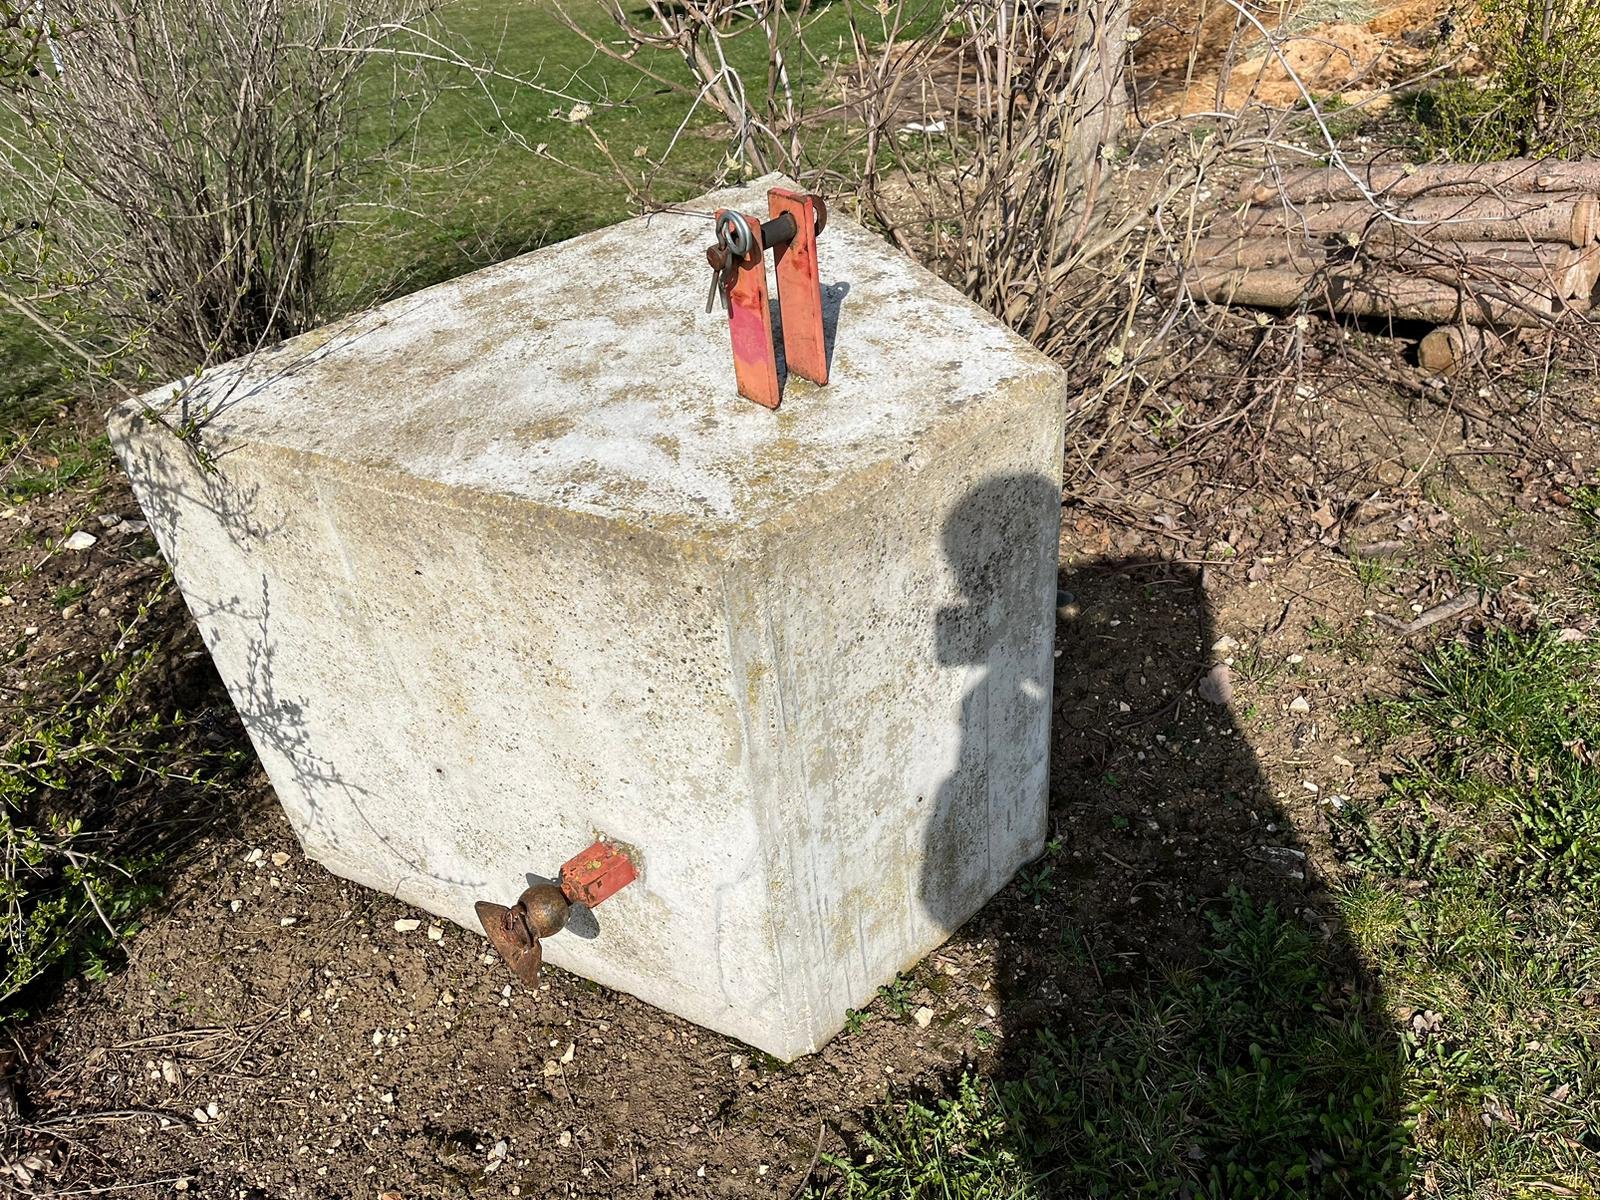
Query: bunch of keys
xmin=703 ymin=210 xmax=755 ymax=314
xmin=702 ymin=187 xmax=829 ymax=410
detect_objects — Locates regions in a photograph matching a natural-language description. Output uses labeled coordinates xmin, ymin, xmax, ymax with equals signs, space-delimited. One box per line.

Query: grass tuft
xmin=825 ymin=891 xmax=1409 ymax=1198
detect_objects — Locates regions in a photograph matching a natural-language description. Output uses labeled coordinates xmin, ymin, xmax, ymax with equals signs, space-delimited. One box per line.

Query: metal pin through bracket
xmin=704 ymin=189 xmax=830 ymax=409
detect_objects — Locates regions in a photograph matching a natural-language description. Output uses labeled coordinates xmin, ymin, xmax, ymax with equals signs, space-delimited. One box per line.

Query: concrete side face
xmin=108 ymin=411 xmax=797 ymax=1054
xmin=725 ymin=383 xmax=1067 ymax=1054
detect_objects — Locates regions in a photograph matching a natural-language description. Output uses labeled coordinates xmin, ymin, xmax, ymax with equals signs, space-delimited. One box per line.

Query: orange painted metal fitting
xmin=707 ymin=188 xmax=830 ymax=409
xmin=560 ymin=840 xmax=638 ymax=909
xmin=475 ymin=840 xmax=638 ymax=989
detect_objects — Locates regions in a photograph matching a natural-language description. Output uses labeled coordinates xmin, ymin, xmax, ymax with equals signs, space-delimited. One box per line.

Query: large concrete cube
xmin=110 ymin=177 xmax=1067 ymax=1059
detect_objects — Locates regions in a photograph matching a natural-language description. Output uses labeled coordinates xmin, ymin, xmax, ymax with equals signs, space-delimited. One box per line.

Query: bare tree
xmin=0 ymin=0 xmax=433 ymax=377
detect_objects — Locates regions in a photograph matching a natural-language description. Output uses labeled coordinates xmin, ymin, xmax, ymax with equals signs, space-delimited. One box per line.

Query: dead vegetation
xmin=0 ymin=0 xmax=436 ymax=378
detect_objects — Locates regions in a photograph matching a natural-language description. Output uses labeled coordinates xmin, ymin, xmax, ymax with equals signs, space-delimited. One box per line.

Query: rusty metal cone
xmin=475 ymin=900 xmax=543 ymax=987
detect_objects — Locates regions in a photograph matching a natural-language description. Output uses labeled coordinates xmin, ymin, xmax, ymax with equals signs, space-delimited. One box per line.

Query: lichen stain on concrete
xmin=744 ymin=659 xmax=768 ymax=714
xmin=513 ymin=415 xmax=578 ymax=444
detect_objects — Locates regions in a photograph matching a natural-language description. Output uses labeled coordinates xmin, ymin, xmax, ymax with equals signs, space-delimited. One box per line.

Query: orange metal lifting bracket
xmin=474 ymin=840 xmax=638 ymax=989
xmin=705 ymin=188 xmax=830 ymax=410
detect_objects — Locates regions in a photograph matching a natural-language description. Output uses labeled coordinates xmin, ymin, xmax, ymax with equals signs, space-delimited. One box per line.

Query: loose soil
xmin=3 ymin=319 xmax=1596 ymax=1196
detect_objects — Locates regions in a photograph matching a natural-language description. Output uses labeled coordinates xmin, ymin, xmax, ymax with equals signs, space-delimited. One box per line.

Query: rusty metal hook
xmin=474 ymin=841 xmax=638 ymax=989
xmin=474 ymin=882 xmax=569 ymax=988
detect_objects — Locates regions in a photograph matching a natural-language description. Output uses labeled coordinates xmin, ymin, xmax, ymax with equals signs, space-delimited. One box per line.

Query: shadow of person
xmin=921 ymin=474 xmax=1059 ymax=932
xmin=923 ymin=478 xmax=1409 ymax=1193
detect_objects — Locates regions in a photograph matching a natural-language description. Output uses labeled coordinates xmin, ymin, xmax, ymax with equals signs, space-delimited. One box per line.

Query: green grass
xmin=1343 ymin=629 xmax=1600 ymax=1191
xmin=1570 ymin=485 xmax=1600 ymax=589
xmin=1440 ymin=532 xmax=1515 ymax=592
xmin=827 ymin=891 xmax=1409 ymax=1199
xmin=0 ymin=319 xmax=111 ymax=501
xmin=1309 ymin=615 xmax=1381 ymax=664
xmin=49 ymin=581 xmax=89 ymax=609
xmin=1346 ymin=551 xmax=1399 ymax=596
xmin=1338 ymin=696 xmax=1412 ymax=747
xmin=331 ymin=0 xmax=865 ymax=305
xmin=825 ymin=626 xmax=1600 ymax=1197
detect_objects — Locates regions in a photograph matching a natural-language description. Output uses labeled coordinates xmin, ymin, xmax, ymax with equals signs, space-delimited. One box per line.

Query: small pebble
xmin=1197 ymin=663 xmax=1233 ymax=707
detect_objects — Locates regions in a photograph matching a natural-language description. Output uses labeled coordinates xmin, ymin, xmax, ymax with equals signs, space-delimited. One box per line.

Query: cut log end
xmin=1418 ymin=326 xmax=1505 ymax=375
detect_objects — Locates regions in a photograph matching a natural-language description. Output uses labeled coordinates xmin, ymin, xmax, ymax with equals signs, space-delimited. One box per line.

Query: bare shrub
xmin=562 ymin=1 xmax=1156 ymax=401
xmin=851 ymin=1 xmax=1135 ymax=358
xmin=0 ymin=0 xmax=432 ymax=377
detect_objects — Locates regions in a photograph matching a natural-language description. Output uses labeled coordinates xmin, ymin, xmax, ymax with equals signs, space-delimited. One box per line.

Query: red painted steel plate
xmin=768 ymin=189 xmax=829 ymax=386
xmin=716 ymin=208 xmax=781 ymax=409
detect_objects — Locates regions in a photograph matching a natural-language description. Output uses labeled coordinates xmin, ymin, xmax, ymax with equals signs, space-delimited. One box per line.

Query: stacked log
xmin=1192 ymin=158 xmax=1600 ymax=373
xmin=1243 ymin=160 xmax=1600 ymax=205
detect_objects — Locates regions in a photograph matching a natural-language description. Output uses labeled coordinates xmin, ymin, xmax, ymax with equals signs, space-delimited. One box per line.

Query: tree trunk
xmin=1062 ymin=0 xmax=1133 ymax=243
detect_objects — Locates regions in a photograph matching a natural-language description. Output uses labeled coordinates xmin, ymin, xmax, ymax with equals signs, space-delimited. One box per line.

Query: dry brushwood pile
xmin=1187 ymin=158 xmax=1600 ymax=372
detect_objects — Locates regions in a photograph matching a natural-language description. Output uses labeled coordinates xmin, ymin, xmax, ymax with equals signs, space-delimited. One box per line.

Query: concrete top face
xmin=131 ymin=175 xmax=1065 ymax=546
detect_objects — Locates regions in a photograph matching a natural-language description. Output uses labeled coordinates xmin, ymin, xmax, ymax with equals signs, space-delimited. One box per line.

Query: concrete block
xmin=110 ymin=176 xmax=1068 ymax=1059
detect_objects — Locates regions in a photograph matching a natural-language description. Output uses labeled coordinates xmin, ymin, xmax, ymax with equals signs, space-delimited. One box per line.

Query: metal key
xmin=704 ymin=245 xmax=730 ymax=314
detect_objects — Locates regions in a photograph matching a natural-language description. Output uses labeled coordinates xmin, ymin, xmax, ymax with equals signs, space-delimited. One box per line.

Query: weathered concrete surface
xmin=109 ymin=176 xmax=1068 ymax=1059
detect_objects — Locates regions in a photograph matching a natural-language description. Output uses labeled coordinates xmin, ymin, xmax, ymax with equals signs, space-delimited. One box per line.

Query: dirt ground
xmin=3 ymin=308 xmax=1595 ymax=1196
xmin=4 ymin=0 xmax=1598 ymax=1192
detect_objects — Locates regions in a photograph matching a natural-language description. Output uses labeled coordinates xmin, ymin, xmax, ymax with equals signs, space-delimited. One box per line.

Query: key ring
xmin=705 ymin=212 xmax=757 ymax=314
xmin=715 ymin=211 xmax=755 ymax=260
